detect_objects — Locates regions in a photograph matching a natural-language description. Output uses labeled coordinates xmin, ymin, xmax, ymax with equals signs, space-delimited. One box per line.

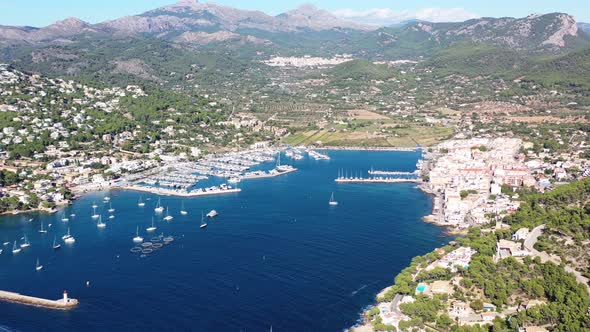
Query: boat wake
xmin=350 ymin=284 xmax=368 ymax=296
xmin=0 ymin=326 xmax=20 ymax=332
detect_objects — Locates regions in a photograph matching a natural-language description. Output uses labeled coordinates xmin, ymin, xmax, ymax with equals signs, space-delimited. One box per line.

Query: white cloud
xmin=333 ymin=7 xmax=480 ymax=26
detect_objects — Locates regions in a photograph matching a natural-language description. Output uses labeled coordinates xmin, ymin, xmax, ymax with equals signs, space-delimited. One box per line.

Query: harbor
xmin=0 ymin=290 xmax=77 ymax=310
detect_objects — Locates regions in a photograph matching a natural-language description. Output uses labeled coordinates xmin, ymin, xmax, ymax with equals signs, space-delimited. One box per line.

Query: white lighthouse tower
xmin=63 ymin=290 xmax=68 ymax=303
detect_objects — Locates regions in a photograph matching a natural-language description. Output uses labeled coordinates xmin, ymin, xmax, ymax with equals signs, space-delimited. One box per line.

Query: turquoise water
xmin=0 ymin=150 xmax=450 ymax=331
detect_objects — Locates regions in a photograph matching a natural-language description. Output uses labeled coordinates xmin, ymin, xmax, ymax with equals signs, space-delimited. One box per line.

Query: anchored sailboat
xmin=39 ymin=221 xmax=47 ymax=234
xmin=329 ymin=192 xmax=338 ymax=206
xmin=163 ymin=207 xmax=173 ymax=221
xmin=53 ymin=236 xmax=61 ymax=250
xmin=20 ymin=235 xmax=31 ymax=248
xmin=180 ymin=201 xmax=188 ymax=215
xmin=200 ymin=211 xmax=208 ymax=229
xmin=97 ymin=215 xmax=106 ymax=228
xmin=138 ymin=196 xmax=145 ymax=207
xmin=108 ymin=202 xmax=115 ymax=213
xmin=63 ymin=228 xmax=75 ymax=243
xmin=154 ymin=198 xmax=164 ymax=214
xmin=133 ymin=226 xmax=143 ymax=243
xmin=12 ymin=241 xmax=21 ymax=254
xmin=91 ymin=206 xmax=99 ymax=219
xmin=35 ymin=258 xmax=43 ymax=271
xmin=146 ymin=217 xmax=157 ymax=232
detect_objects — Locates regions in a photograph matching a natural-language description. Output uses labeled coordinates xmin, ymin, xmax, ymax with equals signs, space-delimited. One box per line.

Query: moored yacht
xmin=206 ymin=210 xmax=218 ymax=218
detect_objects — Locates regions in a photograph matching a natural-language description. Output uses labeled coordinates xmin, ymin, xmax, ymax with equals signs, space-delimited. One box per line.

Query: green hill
xmin=328 ymin=59 xmax=397 ymax=81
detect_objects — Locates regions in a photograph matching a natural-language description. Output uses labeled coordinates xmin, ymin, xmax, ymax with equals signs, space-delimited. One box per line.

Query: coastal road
xmin=524 ymin=224 xmax=590 ymax=294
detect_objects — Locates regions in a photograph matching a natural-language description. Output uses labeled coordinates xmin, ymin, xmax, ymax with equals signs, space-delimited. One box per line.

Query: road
xmin=524 ymin=224 xmax=590 ymax=294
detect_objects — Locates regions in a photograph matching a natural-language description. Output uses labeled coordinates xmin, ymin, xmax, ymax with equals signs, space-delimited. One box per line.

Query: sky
xmin=0 ymin=0 xmax=588 ymax=27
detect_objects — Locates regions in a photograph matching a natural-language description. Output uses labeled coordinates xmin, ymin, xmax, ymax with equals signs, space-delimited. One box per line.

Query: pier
xmin=335 ymin=178 xmax=421 ymax=184
xmin=0 ymin=290 xmax=78 ymax=310
xmin=368 ymin=170 xmax=419 ymax=176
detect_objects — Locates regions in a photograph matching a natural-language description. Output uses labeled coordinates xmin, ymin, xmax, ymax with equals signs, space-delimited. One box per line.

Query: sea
xmin=0 ymin=150 xmax=450 ymax=331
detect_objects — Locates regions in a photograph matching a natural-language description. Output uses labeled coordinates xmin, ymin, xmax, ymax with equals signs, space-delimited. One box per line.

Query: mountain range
xmin=0 ymin=1 xmax=587 ymax=53
xmin=0 ymin=1 xmax=589 ymax=89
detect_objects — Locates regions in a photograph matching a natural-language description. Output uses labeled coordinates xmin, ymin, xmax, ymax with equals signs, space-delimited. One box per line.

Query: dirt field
xmin=347 ymin=110 xmax=390 ymax=120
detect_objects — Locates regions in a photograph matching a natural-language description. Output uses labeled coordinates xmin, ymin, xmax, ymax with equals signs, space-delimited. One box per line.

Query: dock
xmin=242 ymin=167 xmax=298 ymax=180
xmin=0 ymin=290 xmax=78 ymax=310
xmin=335 ymin=178 xmax=421 ymax=184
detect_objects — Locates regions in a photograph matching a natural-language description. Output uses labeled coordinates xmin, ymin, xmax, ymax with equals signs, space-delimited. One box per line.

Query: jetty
xmin=368 ymin=170 xmax=419 ymax=176
xmin=0 ymin=290 xmax=78 ymax=310
xmin=335 ymin=178 xmax=421 ymax=184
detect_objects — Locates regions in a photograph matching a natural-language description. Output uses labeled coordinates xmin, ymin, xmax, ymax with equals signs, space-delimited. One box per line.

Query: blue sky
xmin=0 ymin=0 xmax=588 ymax=27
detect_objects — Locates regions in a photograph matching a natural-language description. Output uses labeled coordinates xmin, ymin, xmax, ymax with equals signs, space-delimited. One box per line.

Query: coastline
xmin=315 ymin=146 xmax=420 ymax=152
xmin=349 ymin=166 xmax=453 ymax=331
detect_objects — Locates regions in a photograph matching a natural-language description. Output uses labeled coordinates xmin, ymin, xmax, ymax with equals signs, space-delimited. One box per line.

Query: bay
xmin=0 ymin=150 xmax=450 ymax=331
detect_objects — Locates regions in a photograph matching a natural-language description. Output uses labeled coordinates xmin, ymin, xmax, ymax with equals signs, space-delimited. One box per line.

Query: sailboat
xmin=53 ymin=236 xmax=61 ymax=250
xmin=163 ymin=207 xmax=173 ymax=221
xmin=200 ymin=211 xmax=208 ymax=229
xmin=97 ymin=215 xmax=106 ymax=228
xmin=12 ymin=241 xmax=21 ymax=254
xmin=146 ymin=217 xmax=157 ymax=232
xmin=133 ymin=226 xmax=144 ymax=243
xmin=20 ymin=235 xmax=31 ymax=248
xmin=39 ymin=221 xmax=48 ymax=234
xmin=108 ymin=214 xmax=115 ymax=219
xmin=91 ymin=206 xmax=99 ymax=219
xmin=92 ymin=201 xmax=98 ymax=209
xmin=154 ymin=198 xmax=164 ymax=213
xmin=138 ymin=196 xmax=145 ymax=207
xmin=61 ymin=211 xmax=69 ymax=222
xmin=180 ymin=201 xmax=188 ymax=215
xmin=103 ymin=196 xmax=111 ymax=202
xmin=108 ymin=202 xmax=115 ymax=213
xmin=329 ymin=192 xmax=338 ymax=206
xmin=63 ymin=228 xmax=75 ymax=243
xmin=35 ymin=258 xmax=43 ymax=271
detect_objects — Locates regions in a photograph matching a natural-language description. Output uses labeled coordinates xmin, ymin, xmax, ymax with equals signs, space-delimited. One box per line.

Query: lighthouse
xmin=63 ymin=290 xmax=68 ymax=303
